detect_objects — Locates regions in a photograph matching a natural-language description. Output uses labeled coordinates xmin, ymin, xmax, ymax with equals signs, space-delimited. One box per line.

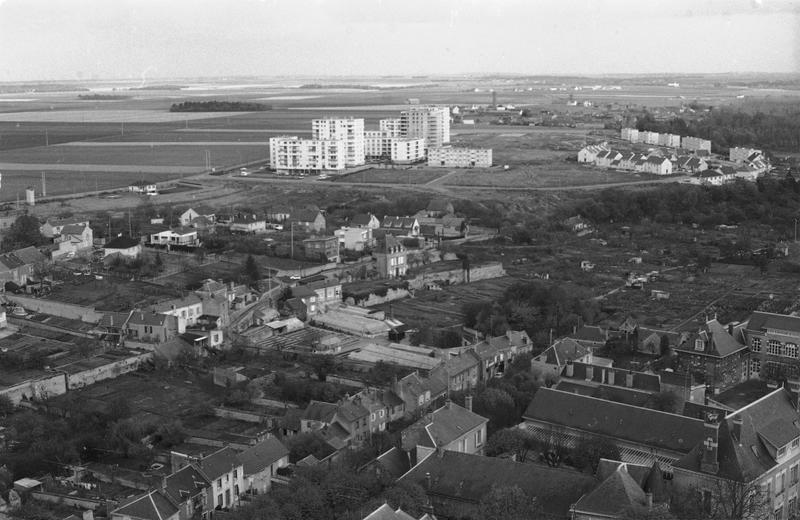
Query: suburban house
xmin=126 ymin=311 xmax=180 ymax=343
xmin=303 ymin=235 xmax=340 ymax=262
xmin=333 ymin=397 xmax=371 ymax=444
xmin=361 ymin=504 xmax=433 ymax=520
xmin=150 ymin=227 xmax=201 ymax=248
xmin=672 ymin=385 xmax=800 ymax=520
xmin=642 ymin=156 xmax=673 ymax=175
xmin=50 ymin=223 xmax=93 ymax=260
xmin=290 ymin=279 xmax=342 ymax=315
xmin=381 ymin=216 xmax=420 ymax=237
xmin=473 ymin=329 xmax=533 ymax=380
xmin=103 ymin=236 xmax=142 ymax=259
xmin=523 ymin=387 xmax=705 ymax=469
xmin=162 ymin=463 xmax=211 ymax=520
xmin=335 ymin=226 xmax=374 ymax=251
xmin=237 ymin=437 xmax=289 ymax=495
xmin=265 ymin=206 xmax=291 ymax=223
xmin=400 ymin=399 xmax=488 ymax=464
xmin=350 ymin=213 xmax=381 ymax=229
xmin=40 ymin=217 xmax=91 ymax=239
xmin=577 ymin=143 xmax=609 ymax=163
xmin=290 ymin=210 xmax=326 ymax=233
xmin=149 ymin=294 xmax=204 ymax=330
xmin=229 ymin=214 xmax=267 ymax=234
xmin=374 ymin=235 xmax=407 ymax=279
xmin=743 ymin=311 xmax=800 ymax=383
xmin=563 ymin=216 xmax=591 ymax=235
xmin=128 ymin=180 xmax=158 ymax=195
xmin=391 ymin=371 xmax=448 ymax=417
xmin=424 ymin=199 xmax=455 ymax=218
xmin=530 ymin=337 xmax=594 ymax=379
xmin=399 ymin=450 xmax=596 ymax=520
xmin=567 ymin=324 xmax=609 ymax=350
xmin=431 ymin=350 xmax=481 ymax=393
xmin=179 ymin=208 xmax=215 ymax=228
xmin=673 ymin=318 xmax=749 ymax=394
xmin=198 ymin=446 xmax=245 ymax=511
xmin=0 ymin=246 xmax=48 ymax=287
xmin=110 ymin=489 xmax=179 ymax=520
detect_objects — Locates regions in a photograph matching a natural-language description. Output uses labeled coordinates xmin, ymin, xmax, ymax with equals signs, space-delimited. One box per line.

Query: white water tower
xmin=25 ymin=187 xmax=35 ymax=206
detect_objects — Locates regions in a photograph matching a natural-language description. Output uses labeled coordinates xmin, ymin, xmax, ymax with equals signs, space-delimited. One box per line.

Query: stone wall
xmin=5 ymin=294 xmax=102 ymax=322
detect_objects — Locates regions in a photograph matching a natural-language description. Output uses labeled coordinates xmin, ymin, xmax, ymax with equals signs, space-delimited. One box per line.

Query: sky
xmin=0 ymin=0 xmax=798 ymax=82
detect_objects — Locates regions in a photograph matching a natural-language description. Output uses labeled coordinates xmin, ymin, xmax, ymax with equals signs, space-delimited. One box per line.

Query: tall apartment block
xmin=379 ymin=118 xmax=402 ymax=137
xmin=312 ymin=118 xmax=365 ymax=167
xmin=269 ymin=136 xmax=346 ymax=174
xmin=400 ymin=106 xmax=450 ymax=149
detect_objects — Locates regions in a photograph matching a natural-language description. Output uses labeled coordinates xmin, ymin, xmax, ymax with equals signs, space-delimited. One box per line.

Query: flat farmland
xmin=0 ymin=170 xmax=180 ymax=201
xmin=336 ymin=168 xmax=446 ymax=185
xmin=0 ymin=143 xmax=267 ymax=168
xmin=0 ymin=109 xmax=255 ymax=123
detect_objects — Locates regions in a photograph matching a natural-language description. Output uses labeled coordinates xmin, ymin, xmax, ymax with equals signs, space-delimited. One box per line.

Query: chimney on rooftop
xmin=565 ymin=361 xmax=574 ymax=378
xmin=425 ymin=472 xmax=432 ymax=490
xmin=465 ymin=395 xmax=473 ymax=412
xmin=626 ymin=371 xmax=634 ymax=388
xmin=585 ymin=365 xmax=594 ymax=382
xmin=645 ymin=492 xmax=653 ymax=510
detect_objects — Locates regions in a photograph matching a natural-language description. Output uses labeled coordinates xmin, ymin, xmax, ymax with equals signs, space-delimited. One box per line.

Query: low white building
xmin=730 ymin=147 xmax=762 ymax=163
xmin=335 ymin=226 xmax=374 ymax=251
xmin=578 ymin=144 xmax=609 ymax=163
xmin=150 ymin=227 xmax=200 ymax=248
xmin=642 ymin=156 xmax=673 ymax=175
xmin=103 ymin=236 xmax=142 ymax=258
xmin=427 ymin=146 xmax=492 ymax=168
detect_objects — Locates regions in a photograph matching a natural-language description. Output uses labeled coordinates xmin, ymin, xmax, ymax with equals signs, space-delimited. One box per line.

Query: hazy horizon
xmin=1 ymin=0 xmax=798 ymax=83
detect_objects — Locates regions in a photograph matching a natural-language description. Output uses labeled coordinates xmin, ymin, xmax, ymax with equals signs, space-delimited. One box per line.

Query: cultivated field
xmin=0 ymin=110 xmax=254 ymax=123
xmin=336 ymin=167 xmax=446 ymax=185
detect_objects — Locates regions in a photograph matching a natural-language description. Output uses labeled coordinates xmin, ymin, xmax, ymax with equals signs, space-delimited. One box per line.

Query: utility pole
xmin=41 ymin=171 xmax=46 ymax=198
xmin=795 ymin=218 xmax=798 ymax=242
xmin=291 ymin=221 xmax=294 ymax=259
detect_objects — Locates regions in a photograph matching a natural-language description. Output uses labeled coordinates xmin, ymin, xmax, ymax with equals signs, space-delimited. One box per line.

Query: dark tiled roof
xmin=400 ymin=450 xmax=596 ymax=518
xmin=523 ymin=387 xmax=704 ymax=453
xmin=291 ymin=210 xmax=324 ymax=224
xmin=237 ymin=437 xmax=289 ymax=475
xmin=105 ymin=236 xmax=141 ymax=249
xmin=401 ymin=402 xmax=487 ymax=450
xmin=675 ymin=319 xmax=746 ymax=358
xmin=374 ymin=446 xmax=412 ymax=480
xmin=113 ymin=489 xmax=179 ymax=520
xmin=128 ymin=312 xmax=170 ymax=327
xmin=440 ymin=350 xmax=480 ymax=375
xmin=564 ymin=362 xmax=661 ymax=393
xmin=302 ymin=400 xmax=338 ymax=423
xmin=745 ymin=311 xmax=800 ymax=335
xmin=536 ymin=338 xmax=590 ymax=366
xmin=336 ymin=399 xmax=370 ymax=424
xmin=674 ymin=388 xmax=800 ymax=482
xmin=199 ymin=446 xmax=241 ymax=481
xmin=350 ymin=213 xmax=374 ymax=226
xmin=569 ymin=325 xmax=607 ymax=344
xmin=164 ymin=464 xmax=209 ymax=503
xmin=573 ymin=464 xmax=647 ymax=517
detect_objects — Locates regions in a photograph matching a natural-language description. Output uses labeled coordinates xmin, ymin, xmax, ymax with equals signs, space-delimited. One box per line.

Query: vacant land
xmin=336 ymin=167 xmax=446 ymax=185
xmin=0 ymin=110 xmax=254 ymax=123
xmin=46 ymin=278 xmax=182 ymax=312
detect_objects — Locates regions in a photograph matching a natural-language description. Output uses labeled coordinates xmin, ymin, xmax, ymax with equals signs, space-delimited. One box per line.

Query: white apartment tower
xmin=400 ymin=106 xmax=450 ymax=149
xmin=269 ymin=136 xmax=346 ymax=174
xmin=312 ymin=118 xmax=365 ymax=167
xmin=379 ymin=118 xmax=402 ymax=137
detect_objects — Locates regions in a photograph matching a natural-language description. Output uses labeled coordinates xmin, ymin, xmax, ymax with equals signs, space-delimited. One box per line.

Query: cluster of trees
xmin=573 ymin=177 xmax=800 ymax=235
xmin=0 ymin=395 xmax=185 ymax=480
xmin=463 ymin=281 xmax=599 ymax=348
xmin=635 ymin=106 xmax=800 ymax=152
xmin=169 ymin=101 xmax=272 ymax=112
xmin=2 ymin=214 xmax=46 ymax=252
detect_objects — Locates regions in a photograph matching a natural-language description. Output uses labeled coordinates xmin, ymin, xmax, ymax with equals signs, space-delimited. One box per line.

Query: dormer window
xmin=694 ymin=339 xmax=704 ymax=351
xmin=778 ymin=446 xmax=787 ymax=459
xmin=752 ymin=337 xmax=762 ymax=352
xmin=793 ymin=438 xmax=799 ymax=449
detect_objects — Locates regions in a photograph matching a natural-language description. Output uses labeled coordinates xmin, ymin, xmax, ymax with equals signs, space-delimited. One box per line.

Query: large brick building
xmin=743 ymin=311 xmax=800 ymax=383
xmin=673 ymin=319 xmax=749 ymax=394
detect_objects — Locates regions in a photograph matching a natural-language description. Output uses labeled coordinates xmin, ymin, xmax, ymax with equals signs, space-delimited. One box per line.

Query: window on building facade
xmin=753 ymin=337 xmax=762 ymax=352
xmin=476 ymin=429 xmax=482 ymax=446
xmin=694 ymin=339 xmax=704 ymax=351
xmin=790 ymin=497 xmax=797 ymax=513
xmin=459 ymin=439 xmax=466 ymax=452
xmin=751 ymin=359 xmax=761 ymax=374
xmin=769 ymin=340 xmax=782 ymax=355
xmin=775 ymin=507 xmax=782 ymax=520
xmin=779 ymin=447 xmax=787 ymax=460
xmin=787 ymin=343 xmax=798 ymax=359
xmin=792 ymin=464 xmax=798 ymax=484
xmin=779 ymin=472 xmax=786 ymax=493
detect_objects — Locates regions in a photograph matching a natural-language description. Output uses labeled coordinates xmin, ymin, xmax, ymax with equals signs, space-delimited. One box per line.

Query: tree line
xmin=169 ymin=101 xmax=272 ymax=112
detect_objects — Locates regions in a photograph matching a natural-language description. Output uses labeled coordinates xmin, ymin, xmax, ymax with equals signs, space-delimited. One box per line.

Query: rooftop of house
xmin=573 ymin=463 xmax=648 ymax=517
xmin=104 ymin=236 xmax=140 ymax=249
xmin=199 ymin=446 xmax=242 ymax=481
xmin=291 ymin=209 xmax=324 ymax=223
xmin=350 ymin=213 xmax=376 ymax=226
xmin=127 ymin=311 xmax=171 ymax=327
xmin=336 ymin=398 xmax=370 ymax=424
xmin=400 ymin=450 xmax=596 ymax=518
xmin=149 ymin=294 xmax=202 ymax=312
xmin=302 ymin=400 xmax=339 ymax=424
xmin=439 ymin=350 xmax=480 ymax=376
xmin=111 ymin=489 xmax=178 ymax=520
xmin=395 ymin=372 xmax=448 ymax=401
xmin=401 ymin=401 xmax=487 ymax=451
xmin=237 ymin=437 xmax=289 ymax=475
xmin=569 ymin=325 xmax=608 ymax=344
xmin=534 ymin=338 xmax=591 ymax=367
xmin=523 ymin=387 xmax=705 ymax=454
xmin=674 ymin=319 xmax=747 ymax=358
xmin=674 ymin=387 xmax=800 ymax=482
xmin=382 ymin=216 xmax=417 ymax=229
xmin=362 ymin=504 xmax=420 ymax=520
xmin=59 ymin=223 xmax=89 ymax=235
xmin=163 ymin=464 xmax=209 ymax=503
xmin=371 ymin=446 xmax=412 ymax=481
xmin=562 ymin=362 xmax=661 ymax=393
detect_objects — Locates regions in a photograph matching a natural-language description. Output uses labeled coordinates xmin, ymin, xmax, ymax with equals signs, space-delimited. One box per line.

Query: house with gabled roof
xmin=530 ymin=337 xmax=593 ymax=379
xmin=301 ymin=400 xmax=339 ymax=432
xmin=523 ymin=387 xmax=705 ymax=469
xmin=375 ymin=235 xmax=408 ymax=279
xmin=381 ymin=216 xmax=420 ymax=237
xmin=430 ymin=350 xmax=481 ymax=393
xmin=237 ymin=437 xmax=289 ymax=495
xmin=672 ymin=385 xmax=800 ymax=520
xmin=571 ymin=460 xmax=668 ymax=520
xmin=290 ymin=209 xmax=326 ymax=233
xmin=425 ymin=199 xmax=455 ymax=217
xmin=197 ymin=446 xmax=244 ymax=511
xmin=392 ymin=371 xmax=448 ymax=417
xmin=51 ymin=222 xmax=93 ymax=260
xmin=110 ymin=489 xmax=179 ymax=520
xmin=673 ymin=318 xmax=749 ymax=394
xmin=361 ymin=503 xmax=433 ymax=520
xmin=162 ymin=463 xmax=210 ymax=520
xmin=103 ymin=236 xmax=142 ymax=259
xmin=568 ymin=324 xmax=608 ymax=350
xmin=400 ymin=399 xmax=488 ymax=464
xmin=40 ymin=217 xmax=90 ymax=239
xmin=350 ymin=213 xmax=381 ymax=229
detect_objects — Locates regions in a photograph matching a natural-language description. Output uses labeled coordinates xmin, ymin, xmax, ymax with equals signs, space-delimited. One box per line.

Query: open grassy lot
xmin=336 ymin=167 xmax=446 ymax=185
xmin=0 ymin=110 xmax=254 ymax=123
xmin=0 ymin=169 xmax=182 ymax=201
xmin=46 ymin=278 xmax=183 ymax=312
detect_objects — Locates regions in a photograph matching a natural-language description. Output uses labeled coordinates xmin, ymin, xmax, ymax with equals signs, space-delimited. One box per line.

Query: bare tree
xmin=673 ymin=479 xmax=770 ymax=520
